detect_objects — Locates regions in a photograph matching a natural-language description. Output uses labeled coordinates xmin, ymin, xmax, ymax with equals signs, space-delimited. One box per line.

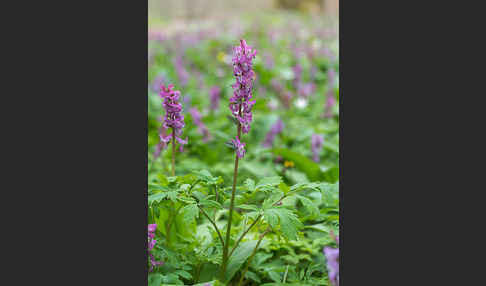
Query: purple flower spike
xmin=189 ymin=108 xmax=211 ymax=142
xmin=323 ymin=246 xmax=339 ymax=286
xmin=311 ymin=134 xmax=324 ymax=162
xmin=148 ymin=223 xmax=164 ymax=271
xmin=262 ymin=119 xmax=284 ymax=148
xmin=209 ymin=86 xmax=221 ymax=112
xmin=148 ymin=224 xmax=157 ymax=233
xmin=231 ymin=137 xmax=246 ymax=158
xmin=159 ymin=84 xmax=188 ymax=152
xmin=229 ymin=39 xmax=257 ymax=134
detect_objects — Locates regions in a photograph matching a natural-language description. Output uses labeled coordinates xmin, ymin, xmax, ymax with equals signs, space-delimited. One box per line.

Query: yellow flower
xmin=284 ymin=160 xmax=294 ymax=168
xmin=217 ymin=51 xmax=226 ymax=63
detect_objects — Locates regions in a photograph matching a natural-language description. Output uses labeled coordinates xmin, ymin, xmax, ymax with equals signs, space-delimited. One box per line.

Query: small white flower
xmin=295 ymin=98 xmax=308 ymax=109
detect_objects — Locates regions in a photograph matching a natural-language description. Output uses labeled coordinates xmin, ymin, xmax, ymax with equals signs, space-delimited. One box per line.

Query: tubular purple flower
xmin=262 ymin=119 xmax=284 ymax=148
xmin=231 ymin=136 xmax=246 ymax=159
xmin=148 ymin=223 xmax=164 ymax=271
xmin=229 ymin=39 xmax=257 ymax=134
xmin=323 ymin=246 xmax=339 ymax=286
xmin=148 ymin=224 xmax=157 ymax=233
xmin=209 ymin=86 xmax=221 ymax=111
xmin=311 ymin=134 xmax=324 ymax=162
xmin=160 ymin=84 xmax=188 ymax=152
xmin=154 ymin=117 xmax=168 ymax=160
xmin=189 ymin=107 xmax=211 ymax=142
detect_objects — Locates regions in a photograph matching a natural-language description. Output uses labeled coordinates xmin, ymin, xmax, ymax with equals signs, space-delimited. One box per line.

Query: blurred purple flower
xmin=209 ymin=86 xmax=221 ymax=112
xmin=174 ymin=55 xmax=189 ymax=87
xmin=293 ymin=63 xmax=303 ymax=88
xmin=229 ymin=39 xmax=257 ymax=134
xmin=323 ymin=246 xmax=339 ymax=286
xmin=311 ymin=134 xmax=324 ymax=162
xmin=263 ymin=52 xmax=274 ymax=69
xmin=150 ymin=74 xmax=166 ymax=93
xmin=159 ymin=84 xmax=188 ymax=152
xmin=189 ymin=108 xmax=211 ymax=142
xmin=262 ymin=119 xmax=284 ymax=148
xmin=298 ymin=83 xmax=316 ymax=98
xmin=324 ymin=69 xmax=337 ymax=118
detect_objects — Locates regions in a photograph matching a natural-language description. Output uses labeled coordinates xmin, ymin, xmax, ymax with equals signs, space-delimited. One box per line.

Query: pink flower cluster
xmin=229 ymin=39 xmax=257 ymax=134
xmin=148 ymin=224 xmax=164 ymax=272
xmin=231 ymin=136 xmax=246 ymax=158
xmin=189 ymin=108 xmax=211 ymax=142
xmin=159 ymin=84 xmax=188 ymax=152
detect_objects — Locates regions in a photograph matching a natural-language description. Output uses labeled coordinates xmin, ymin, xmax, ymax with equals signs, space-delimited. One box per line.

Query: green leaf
xmin=264 ymin=208 xmax=302 ymax=241
xmin=244 ymin=178 xmax=256 ymax=192
xmin=149 ymin=184 xmax=170 ymax=192
xmin=167 ymin=191 xmax=178 ymax=202
xmin=148 ymin=273 xmax=163 ymax=286
xmin=279 ymin=182 xmax=290 ymax=194
xmin=268 ymin=271 xmax=283 ymax=282
xmin=237 ymin=204 xmax=258 ymax=211
xmin=256 ymin=176 xmax=282 ymax=190
xmin=246 ymin=270 xmax=261 ymax=283
xmin=296 ymin=195 xmax=319 ymax=218
xmin=174 ymin=269 xmax=192 ymax=280
xmin=304 ymin=223 xmax=330 ymax=233
xmin=200 ymin=199 xmax=223 ymax=210
xmin=262 ymin=192 xmax=284 ymax=210
xmin=319 ymin=182 xmax=339 ymax=207
xmin=148 ymin=193 xmax=166 ymax=205
xmin=224 ymin=240 xmax=258 ymax=283
xmin=273 ymin=148 xmax=325 ymax=182
xmin=181 ymin=204 xmax=199 ymax=224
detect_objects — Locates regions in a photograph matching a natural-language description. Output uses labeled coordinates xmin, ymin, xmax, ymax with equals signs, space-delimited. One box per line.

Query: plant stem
xmin=222 ymin=107 xmax=242 ymax=280
xmin=166 ymin=204 xmax=183 ymax=245
xmin=229 ymin=214 xmax=262 ymax=258
xmin=198 ymin=205 xmax=225 ymax=248
xmin=229 ymin=196 xmax=285 ymax=259
xmin=283 ymin=265 xmax=289 ymax=283
xmin=171 ymin=129 xmax=176 ymax=176
xmin=237 ymin=227 xmax=271 ymax=286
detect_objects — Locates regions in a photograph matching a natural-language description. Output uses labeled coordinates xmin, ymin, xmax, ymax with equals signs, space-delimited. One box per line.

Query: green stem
xmin=198 ymin=205 xmax=225 ymax=248
xmin=229 ymin=214 xmax=262 ymax=259
xmin=171 ymin=129 xmax=176 ymax=176
xmin=283 ymin=265 xmax=289 ymax=283
xmin=166 ymin=203 xmax=183 ymax=245
xmin=237 ymin=227 xmax=271 ymax=286
xmin=221 ymin=107 xmax=242 ymax=280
